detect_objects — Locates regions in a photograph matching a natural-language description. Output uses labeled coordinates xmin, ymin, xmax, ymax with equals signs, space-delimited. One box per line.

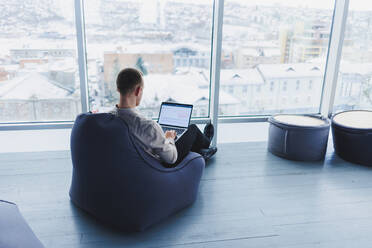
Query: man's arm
xmin=145 ymin=122 xmax=178 ymax=164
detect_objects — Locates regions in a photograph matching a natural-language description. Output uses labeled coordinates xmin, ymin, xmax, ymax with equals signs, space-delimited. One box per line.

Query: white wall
xmin=0 ymin=123 xmax=269 ymax=153
xmin=0 ymin=129 xmax=71 ymax=153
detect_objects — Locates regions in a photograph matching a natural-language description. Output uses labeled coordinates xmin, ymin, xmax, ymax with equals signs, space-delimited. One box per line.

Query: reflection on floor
xmin=1 ymin=142 xmax=372 ymax=247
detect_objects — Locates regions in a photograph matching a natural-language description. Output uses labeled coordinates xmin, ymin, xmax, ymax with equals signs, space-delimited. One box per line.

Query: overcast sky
xmin=54 ymin=0 xmax=372 ymax=23
xmin=228 ymin=0 xmax=372 ymax=11
xmin=80 ymin=0 xmax=372 ymax=12
xmin=146 ymin=0 xmax=372 ymax=11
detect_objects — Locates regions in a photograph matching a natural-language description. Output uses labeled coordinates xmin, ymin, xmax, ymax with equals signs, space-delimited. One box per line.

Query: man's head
xmin=116 ymin=68 xmax=144 ymax=106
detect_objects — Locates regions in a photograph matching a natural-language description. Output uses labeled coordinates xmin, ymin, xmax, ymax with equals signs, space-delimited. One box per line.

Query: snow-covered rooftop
xmin=238 ymin=47 xmax=280 ymax=57
xmin=48 ymin=59 xmax=76 ymax=72
xmin=170 ymin=43 xmax=210 ymax=53
xmin=104 ymin=44 xmax=173 ymax=55
xmin=220 ymin=69 xmax=264 ymax=85
xmin=0 ymin=72 xmax=74 ymax=100
xmin=0 ymin=38 xmax=75 ymax=52
xmin=239 ymin=48 xmax=259 ymax=56
xmin=263 ymin=48 xmax=281 ymax=57
xmin=0 ymin=65 xmax=18 ymax=71
xmin=339 ymin=62 xmax=372 ymax=75
xmin=242 ymin=40 xmax=279 ymax=49
xmin=140 ymin=73 xmax=239 ymax=106
xmin=102 ymin=42 xmax=212 ymax=56
xmin=258 ymin=63 xmax=324 ymax=79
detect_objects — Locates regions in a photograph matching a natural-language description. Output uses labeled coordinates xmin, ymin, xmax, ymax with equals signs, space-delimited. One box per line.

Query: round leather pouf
xmin=268 ymin=114 xmax=330 ymax=161
xmin=332 ymin=110 xmax=372 ymax=166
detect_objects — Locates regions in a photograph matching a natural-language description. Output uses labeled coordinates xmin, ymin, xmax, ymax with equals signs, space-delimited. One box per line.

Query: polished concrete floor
xmin=2 ymin=142 xmax=372 ymax=247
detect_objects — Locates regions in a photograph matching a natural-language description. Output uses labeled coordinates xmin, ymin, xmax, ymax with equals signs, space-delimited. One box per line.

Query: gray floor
xmin=2 ymin=142 xmax=372 ymax=247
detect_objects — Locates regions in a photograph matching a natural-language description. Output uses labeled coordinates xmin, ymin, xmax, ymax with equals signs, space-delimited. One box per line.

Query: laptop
xmin=157 ymin=102 xmax=193 ymax=140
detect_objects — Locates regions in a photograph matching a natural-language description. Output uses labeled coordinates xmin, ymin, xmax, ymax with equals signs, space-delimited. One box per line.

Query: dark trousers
xmin=173 ymin=124 xmax=211 ymax=165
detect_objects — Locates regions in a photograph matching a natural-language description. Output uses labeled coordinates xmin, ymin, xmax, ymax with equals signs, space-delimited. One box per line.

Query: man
xmin=110 ymin=68 xmax=217 ymax=166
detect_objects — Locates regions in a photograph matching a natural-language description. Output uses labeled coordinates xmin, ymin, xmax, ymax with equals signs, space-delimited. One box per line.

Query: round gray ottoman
xmin=268 ymin=114 xmax=330 ymax=161
xmin=332 ymin=110 xmax=372 ymax=166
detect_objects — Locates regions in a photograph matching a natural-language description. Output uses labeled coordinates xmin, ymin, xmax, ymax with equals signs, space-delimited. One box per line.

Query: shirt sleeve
xmin=143 ymin=121 xmax=178 ymax=164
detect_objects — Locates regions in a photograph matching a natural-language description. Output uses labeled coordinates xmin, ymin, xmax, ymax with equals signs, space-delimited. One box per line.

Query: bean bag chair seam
xmin=0 ymin=200 xmax=16 ymax=205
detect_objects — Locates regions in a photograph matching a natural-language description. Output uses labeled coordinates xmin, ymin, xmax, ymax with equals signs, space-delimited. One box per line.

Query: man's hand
xmin=165 ymin=130 xmax=177 ymax=140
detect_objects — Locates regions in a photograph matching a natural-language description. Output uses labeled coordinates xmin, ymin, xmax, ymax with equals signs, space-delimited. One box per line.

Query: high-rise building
xmin=280 ymin=21 xmax=330 ymax=63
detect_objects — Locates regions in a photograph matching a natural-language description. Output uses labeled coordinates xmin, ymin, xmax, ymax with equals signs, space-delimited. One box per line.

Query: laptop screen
xmin=158 ymin=103 xmax=193 ymax=128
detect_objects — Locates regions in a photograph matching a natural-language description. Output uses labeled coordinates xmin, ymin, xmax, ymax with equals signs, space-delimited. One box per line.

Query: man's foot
xmin=203 ymin=122 xmax=214 ymax=142
xmin=199 ymin=146 xmax=217 ymax=161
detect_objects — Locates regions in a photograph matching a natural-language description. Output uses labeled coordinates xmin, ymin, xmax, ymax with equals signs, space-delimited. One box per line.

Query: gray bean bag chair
xmin=268 ymin=114 xmax=330 ymax=161
xmin=332 ymin=110 xmax=372 ymax=166
xmin=0 ymin=200 xmax=44 ymax=248
xmin=69 ymin=113 xmax=205 ymax=231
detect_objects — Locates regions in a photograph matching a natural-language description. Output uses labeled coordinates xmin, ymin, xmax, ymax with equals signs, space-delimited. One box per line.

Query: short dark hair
xmin=116 ymin=68 xmax=143 ymax=96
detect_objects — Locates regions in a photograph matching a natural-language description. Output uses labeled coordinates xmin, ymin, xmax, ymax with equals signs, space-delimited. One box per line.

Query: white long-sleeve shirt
xmin=110 ymin=106 xmax=178 ymax=164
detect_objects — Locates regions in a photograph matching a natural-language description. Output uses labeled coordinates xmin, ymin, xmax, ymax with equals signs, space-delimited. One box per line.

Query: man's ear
xmin=134 ymin=85 xmax=141 ymax=96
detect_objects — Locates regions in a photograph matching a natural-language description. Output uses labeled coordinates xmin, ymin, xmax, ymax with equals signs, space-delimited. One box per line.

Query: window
xmin=0 ymin=0 xmax=354 ymax=126
xmin=270 ymin=81 xmax=275 ymax=92
xmin=333 ymin=0 xmax=372 ymax=113
xmin=228 ymin=85 xmax=234 ymax=94
xmin=84 ymin=0 xmax=213 ymax=118
xmin=0 ymin=1 xmax=80 ymax=122
xmin=195 ymin=59 xmax=199 ymax=67
xmin=219 ymin=0 xmax=333 ymax=116
xmin=283 ymin=81 xmax=287 ymax=91
xmin=176 ymin=59 xmax=181 ymax=67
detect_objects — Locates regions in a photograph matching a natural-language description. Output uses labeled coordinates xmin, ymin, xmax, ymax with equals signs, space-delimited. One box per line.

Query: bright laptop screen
xmin=158 ymin=103 xmax=192 ymax=128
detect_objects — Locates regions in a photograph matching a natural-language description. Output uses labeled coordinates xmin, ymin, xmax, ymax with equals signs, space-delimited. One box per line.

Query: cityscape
xmin=0 ymin=0 xmax=372 ymax=122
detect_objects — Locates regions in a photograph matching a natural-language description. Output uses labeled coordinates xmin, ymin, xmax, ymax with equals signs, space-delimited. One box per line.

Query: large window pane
xmin=333 ymin=1 xmax=372 ymax=113
xmin=219 ymin=0 xmax=334 ymax=116
xmin=0 ymin=0 xmax=81 ymax=122
xmin=84 ymin=0 xmax=213 ymax=118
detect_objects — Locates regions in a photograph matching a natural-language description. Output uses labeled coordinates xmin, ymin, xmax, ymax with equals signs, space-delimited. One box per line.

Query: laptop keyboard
xmin=162 ymin=127 xmax=186 ymax=136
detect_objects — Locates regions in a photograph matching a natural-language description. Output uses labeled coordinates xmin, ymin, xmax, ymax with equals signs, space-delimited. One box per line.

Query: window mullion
xmin=74 ymin=0 xmax=89 ymax=113
xmin=210 ymin=0 xmax=225 ymax=146
xmin=320 ymin=0 xmax=349 ymax=118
